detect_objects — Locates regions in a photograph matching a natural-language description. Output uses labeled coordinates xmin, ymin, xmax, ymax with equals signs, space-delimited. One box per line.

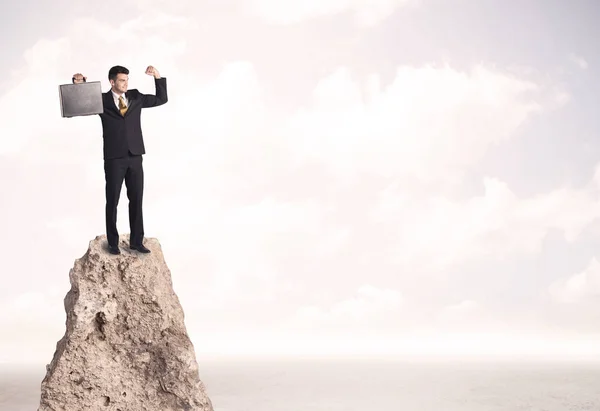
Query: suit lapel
xmin=104 ymin=91 xmax=120 ymax=115
xmin=123 ymin=91 xmax=136 ymax=117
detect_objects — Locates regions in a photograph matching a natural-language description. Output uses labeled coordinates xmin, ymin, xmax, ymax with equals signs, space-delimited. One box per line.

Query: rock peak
xmin=38 ymin=234 xmax=213 ymax=411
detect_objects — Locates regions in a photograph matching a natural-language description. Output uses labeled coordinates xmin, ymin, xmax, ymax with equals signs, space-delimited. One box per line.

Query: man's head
xmin=108 ymin=65 xmax=129 ymax=94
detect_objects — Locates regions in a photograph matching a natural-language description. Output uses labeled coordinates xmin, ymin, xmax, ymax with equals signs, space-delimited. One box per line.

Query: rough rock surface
xmin=38 ymin=234 xmax=213 ymax=411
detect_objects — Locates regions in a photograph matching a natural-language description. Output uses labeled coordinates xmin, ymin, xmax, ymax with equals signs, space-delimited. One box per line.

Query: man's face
xmin=111 ymin=73 xmax=129 ymax=94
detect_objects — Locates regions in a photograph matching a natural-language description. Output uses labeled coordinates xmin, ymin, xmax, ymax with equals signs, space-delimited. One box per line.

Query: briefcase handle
xmin=72 ymin=77 xmax=87 ymax=84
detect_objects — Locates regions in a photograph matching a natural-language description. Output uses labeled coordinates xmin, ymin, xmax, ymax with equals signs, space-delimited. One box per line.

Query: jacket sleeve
xmin=140 ymin=77 xmax=168 ymax=108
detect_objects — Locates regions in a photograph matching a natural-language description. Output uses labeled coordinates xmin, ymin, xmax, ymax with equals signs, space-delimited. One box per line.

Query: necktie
xmin=118 ymin=96 xmax=128 ymax=116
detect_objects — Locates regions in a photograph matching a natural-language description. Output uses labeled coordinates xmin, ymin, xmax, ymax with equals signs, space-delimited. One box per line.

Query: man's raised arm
xmin=140 ymin=65 xmax=168 ymax=108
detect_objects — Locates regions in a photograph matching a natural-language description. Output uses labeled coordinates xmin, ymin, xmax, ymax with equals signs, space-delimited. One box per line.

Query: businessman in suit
xmin=72 ymin=65 xmax=168 ymax=255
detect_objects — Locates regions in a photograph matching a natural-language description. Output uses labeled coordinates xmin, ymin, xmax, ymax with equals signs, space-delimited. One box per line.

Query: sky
xmin=2 ymin=0 xmax=600 ymax=364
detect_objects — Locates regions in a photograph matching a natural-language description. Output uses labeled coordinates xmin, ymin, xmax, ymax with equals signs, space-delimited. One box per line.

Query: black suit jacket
xmin=99 ymin=77 xmax=168 ymax=160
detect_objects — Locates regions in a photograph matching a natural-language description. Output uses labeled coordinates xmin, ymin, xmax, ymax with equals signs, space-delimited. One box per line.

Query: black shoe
xmin=130 ymin=243 xmax=151 ymax=253
xmin=108 ymin=244 xmax=121 ymax=255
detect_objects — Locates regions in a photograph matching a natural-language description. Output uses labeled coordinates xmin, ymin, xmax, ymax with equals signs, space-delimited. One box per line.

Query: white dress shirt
xmin=111 ymin=90 xmax=128 ymax=110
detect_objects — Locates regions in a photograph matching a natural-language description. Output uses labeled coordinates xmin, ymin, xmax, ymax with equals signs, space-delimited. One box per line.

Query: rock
xmin=38 ymin=234 xmax=214 ymax=411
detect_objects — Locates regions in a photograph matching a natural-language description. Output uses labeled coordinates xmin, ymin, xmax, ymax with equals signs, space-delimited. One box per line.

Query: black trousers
xmin=104 ymin=153 xmax=145 ymax=247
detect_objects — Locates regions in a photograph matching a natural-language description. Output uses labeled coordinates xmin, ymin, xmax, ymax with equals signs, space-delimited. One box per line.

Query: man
xmin=72 ymin=65 xmax=168 ymax=255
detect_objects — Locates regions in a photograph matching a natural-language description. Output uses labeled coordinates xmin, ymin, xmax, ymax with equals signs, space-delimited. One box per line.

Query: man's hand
xmin=145 ymin=66 xmax=161 ymax=79
xmin=72 ymin=73 xmax=86 ymax=84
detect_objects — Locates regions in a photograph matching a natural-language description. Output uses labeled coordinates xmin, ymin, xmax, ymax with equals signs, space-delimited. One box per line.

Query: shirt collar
xmin=111 ymin=90 xmax=126 ymax=101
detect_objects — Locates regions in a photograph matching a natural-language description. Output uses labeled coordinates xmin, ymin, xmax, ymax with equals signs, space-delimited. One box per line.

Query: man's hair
xmin=108 ymin=65 xmax=129 ymax=81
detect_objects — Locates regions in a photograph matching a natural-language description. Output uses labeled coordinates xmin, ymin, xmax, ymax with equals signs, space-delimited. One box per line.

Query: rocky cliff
xmin=38 ymin=234 xmax=213 ymax=411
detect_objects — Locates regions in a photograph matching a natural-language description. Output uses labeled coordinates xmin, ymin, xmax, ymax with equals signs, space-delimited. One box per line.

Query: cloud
xmin=370 ymin=176 xmax=600 ymax=269
xmin=434 ymin=300 xmax=496 ymax=332
xmin=127 ymin=0 xmax=414 ymax=27
xmin=289 ymin=285 xmax=403 ymax=334
xmin=168 ymin=197 xmax=326 ymax=297
xmin=438 ymin=300 xmax=479 ymax=320
xmin=0 ymin=289 xmax=65 ymax=338
xmin=0 ymin=38 xmax=71 ymax=155
xmin=548 ymin=257 xmax=600 ymax=304
xmin=244 ymin=0 xmax=416 ymax=26
xmin=284 ymin=64 xmax=545 ymax=184
xmin=569 ymin=53 xmax=589 ymax=70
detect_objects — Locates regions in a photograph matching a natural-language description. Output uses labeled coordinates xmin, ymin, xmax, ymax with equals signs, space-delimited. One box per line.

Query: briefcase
xmin=58 ymin=81 xmax=103 ymax=118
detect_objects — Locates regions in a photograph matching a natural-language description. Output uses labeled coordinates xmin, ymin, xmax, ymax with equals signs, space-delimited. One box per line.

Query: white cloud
xmin=284 ymin=64 xmax=545 ymax=183
xmin=290 ymin=285 xmax=403 ymax=334
xmin=151 ymin=197 xmax=331 ymax=313
xmin=435 ymin=300 xmax=495 ymax=332
xmin=548 ymin=257 xmax=600 ymax=304
xmin=245 ymin=0 xmax=416 ymax=26
xmin=569 ymin=53 xmax=589 ymax=70
xmin=0 ymin=288 xmax=65 ymax=345
xmin=438 ymin=300 xmax=479 ymax=320
xmin=0 ymin=38 xmax=71 ymax=155
xmin=370 ymin=176 xmax=600 ymax=269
